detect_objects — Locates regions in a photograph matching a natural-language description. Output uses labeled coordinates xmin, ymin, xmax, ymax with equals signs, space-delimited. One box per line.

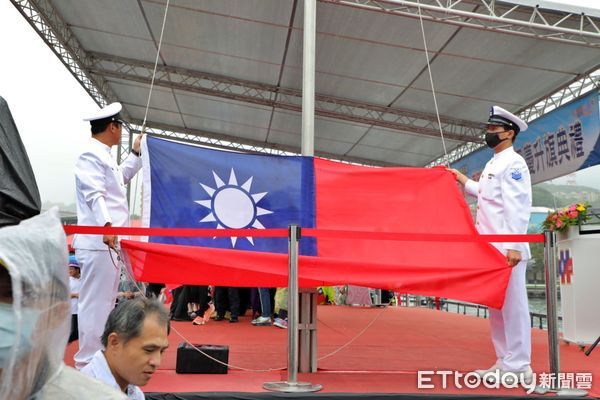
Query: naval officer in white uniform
xmin=451 ymin=106 xmax=533 ymax=383
xmin=73 ymin=102 xmax=143 ymax=369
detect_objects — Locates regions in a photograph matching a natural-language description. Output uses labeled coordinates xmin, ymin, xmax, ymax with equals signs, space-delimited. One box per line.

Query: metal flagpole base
xmin=263 ymin=381 xmax=322 ymax=393
xmin=533 ymin=386 xmax=588 ymax=396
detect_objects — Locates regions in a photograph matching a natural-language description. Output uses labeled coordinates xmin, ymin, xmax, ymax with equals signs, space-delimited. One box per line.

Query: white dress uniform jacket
xmin=464 ymin=146 xmax=532 ymax=258
xmin=73 ymin=138 xmax=141 ymax=249
xmin=464 ymin=146 xmax=532 ymax=372
xmin=73 ymin=138 xmax=142 ymax=369
xmin=81 ymin=350 xmax=145 ymax=400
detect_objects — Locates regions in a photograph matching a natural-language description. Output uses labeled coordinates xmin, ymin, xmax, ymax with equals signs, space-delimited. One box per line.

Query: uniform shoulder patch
xmin=510 ymin=169 xmax=523 ymax=181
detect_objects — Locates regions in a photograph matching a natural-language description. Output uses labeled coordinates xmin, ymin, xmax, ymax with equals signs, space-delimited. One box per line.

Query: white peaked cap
xmin=487 ymin=105 xmax=528 ymax=134
xmin=83 ymin=102 xmax=122 ymax=122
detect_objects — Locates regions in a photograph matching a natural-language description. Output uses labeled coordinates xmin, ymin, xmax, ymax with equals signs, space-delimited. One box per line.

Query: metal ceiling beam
xmin=129 ymin=120 xmax=402 ymax=167
xmin=87 ymin=52 xmax=482 ymax=143
xmin=12 ymin=0 xmax=600 ymax=168
xmin=7 ymin=0 xmax=422 ymax=165
xmin=519 ymin=69 xmax=600 ymax=121
xmin=428 ymin=68 xmax=600 ymax=166
xmin=9 ymin=0 xmax=114 ymax=106
xmin=9 ymin=0 xmax=135 ymax=162
xmin=326 ymin=0 xmax=600 ymax=48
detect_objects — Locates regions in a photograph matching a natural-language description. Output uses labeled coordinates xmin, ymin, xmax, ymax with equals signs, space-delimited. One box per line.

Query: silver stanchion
xmin=263 ymin=225 xmax=322 ymax=393
xmin=534 ymin=230 xmax=587 ymax=396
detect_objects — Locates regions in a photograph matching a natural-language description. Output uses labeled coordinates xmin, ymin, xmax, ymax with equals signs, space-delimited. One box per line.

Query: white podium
xmin=556 ymin=225 xmax=600 ymax=345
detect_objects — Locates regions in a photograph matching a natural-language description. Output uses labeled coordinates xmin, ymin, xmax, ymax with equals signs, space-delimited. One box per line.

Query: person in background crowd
xmin=116 ymin=274 xmax=143 ymax=305
xmin=273 ymin=288 xmax=288 ymax=329
xmin=214 ymin=286 xmax=240 ymax=323
xmin=251 ymin=288 xmax=273 ymax=326
xmin=145 ymin=283 xmax=164 ymax=299
xmin=68 ymin=254 xmax=81 ymax=343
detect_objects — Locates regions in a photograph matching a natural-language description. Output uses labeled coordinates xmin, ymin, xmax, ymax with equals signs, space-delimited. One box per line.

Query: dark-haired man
xmin=450 ymin=106 xmax=533 ymax=384
xmin=73 ymin=102 xmax=143 ymax=369
xmin=81 ymin=298 xmax=170 ymax=399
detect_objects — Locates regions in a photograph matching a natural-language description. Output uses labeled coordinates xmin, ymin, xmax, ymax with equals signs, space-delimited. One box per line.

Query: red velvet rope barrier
xmin=302 ymin=228 xmax=545 ymax=243
xmin=63 ymin=225 xmax=545 ymax=243
xmin=63 ymin=225 xmax=289 ymax=237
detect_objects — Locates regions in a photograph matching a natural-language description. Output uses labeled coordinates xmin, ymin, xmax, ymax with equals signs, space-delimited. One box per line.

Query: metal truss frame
xmin=428 ymin=68 xmax=600 ymax=166
xmin=128 ymin=120 xmax=399 ymax=166
xmin=327 ymin=0 xmax=600 ymax=47
xmin=88 ymin=52 xmax=482 ymax=143
xmin=9 ymin=0 xmax=136 ymax=162
xmin=11 ymin=0 xmax=600 ymax=169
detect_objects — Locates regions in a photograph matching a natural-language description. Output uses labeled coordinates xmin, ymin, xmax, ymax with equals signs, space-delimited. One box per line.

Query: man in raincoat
xmin=0 ymin=210 xmax=126 ymax=399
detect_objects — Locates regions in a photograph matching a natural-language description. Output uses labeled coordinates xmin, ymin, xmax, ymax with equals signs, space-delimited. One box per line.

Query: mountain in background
xmin=533 ymin=183 xmax=600 ymax=208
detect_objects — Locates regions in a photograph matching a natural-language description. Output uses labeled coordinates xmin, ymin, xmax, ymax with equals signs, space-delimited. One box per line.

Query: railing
xmin=530 ymin=312 xmax=564 ymax=330
xmin=398 ymin=294 xmax=562 ymax=330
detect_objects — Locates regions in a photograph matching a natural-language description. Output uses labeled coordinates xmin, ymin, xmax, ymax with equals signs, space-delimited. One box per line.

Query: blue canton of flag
xmin=145 ymin=136 xmax=316 ymax=255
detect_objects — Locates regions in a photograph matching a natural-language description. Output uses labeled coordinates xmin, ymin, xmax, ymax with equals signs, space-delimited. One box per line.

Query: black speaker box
xmin=175 ymin=343 xmax=229 ymax=374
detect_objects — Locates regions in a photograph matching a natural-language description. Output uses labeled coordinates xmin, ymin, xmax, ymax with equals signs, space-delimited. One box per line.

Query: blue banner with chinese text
xmin=453 ymin=91 xmax=600 ymax=185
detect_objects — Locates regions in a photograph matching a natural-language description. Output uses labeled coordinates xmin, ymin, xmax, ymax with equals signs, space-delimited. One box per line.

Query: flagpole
xmin=263 ymin=225 xmax=321 ymax=393
xmin=301 ymin=0 xmax=316 ymax=156
xmin=298 ymin=0 xmax=320 ymax=375
xmin=263 ymin=0 xmax=321 ymax=391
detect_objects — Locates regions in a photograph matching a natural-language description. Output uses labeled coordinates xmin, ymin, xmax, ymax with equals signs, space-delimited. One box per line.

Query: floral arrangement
xmin=542 ymin=203 xmax=591 ymax=232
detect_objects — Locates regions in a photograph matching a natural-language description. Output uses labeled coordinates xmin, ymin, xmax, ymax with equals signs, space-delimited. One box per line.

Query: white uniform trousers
xmin=74 ymin=249 xmax=120 ymax=369
xmin=489 ymin=259 xmax=531 ymax=372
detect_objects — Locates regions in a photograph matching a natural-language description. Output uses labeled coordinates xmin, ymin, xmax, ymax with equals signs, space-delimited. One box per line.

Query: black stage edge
xmin=146 ymin=392 xmax=599 ymax=400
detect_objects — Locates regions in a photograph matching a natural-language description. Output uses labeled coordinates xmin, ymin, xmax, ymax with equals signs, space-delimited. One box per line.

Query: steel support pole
xmin=535 ymin=230 xmax=587 ymax=396
xmin=298 ymin=287 xmax=317 ymax=372
xmin=301 ymin=0 xmax=316 ymax=156
xmin=372 ymin=289 xmax=382 ymax=306
xmin=263 ymin=226 xmax=321 ymax=393
xmin=299 ymin=0 xmax=319 ymax=376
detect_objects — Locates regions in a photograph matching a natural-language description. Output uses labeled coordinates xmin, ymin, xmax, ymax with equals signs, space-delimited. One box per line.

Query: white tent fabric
xmin=13 ymin=0 xmax=600 ymax=166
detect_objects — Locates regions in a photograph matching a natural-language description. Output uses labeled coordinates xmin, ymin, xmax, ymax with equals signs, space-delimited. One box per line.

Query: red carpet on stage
xmin=65 ymin=305 xmax=600 ymax=398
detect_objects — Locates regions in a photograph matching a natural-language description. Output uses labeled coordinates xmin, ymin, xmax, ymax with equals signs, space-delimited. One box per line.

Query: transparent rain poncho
xmin=0 ymin=209 xmax=70 ymax=400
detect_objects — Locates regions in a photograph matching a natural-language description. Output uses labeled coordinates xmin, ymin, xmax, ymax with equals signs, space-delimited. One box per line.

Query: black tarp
xmin=0 ymin=96 xmax=41 ymax=227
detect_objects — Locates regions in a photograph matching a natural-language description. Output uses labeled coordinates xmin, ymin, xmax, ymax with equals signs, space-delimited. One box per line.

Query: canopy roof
xmin=13 ymin=0 xmax=600 ymax=166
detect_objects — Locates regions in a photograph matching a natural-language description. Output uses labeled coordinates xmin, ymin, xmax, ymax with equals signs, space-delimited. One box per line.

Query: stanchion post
xmin=263 ymin=225 xmax=322 ymax=393
xmin=535 ymin=230 xmax=587 ymax=396
xmin=544 ymin=230 xmax=560 ymax=381
xmin=288 ymin=224 xmax=300 ymax=383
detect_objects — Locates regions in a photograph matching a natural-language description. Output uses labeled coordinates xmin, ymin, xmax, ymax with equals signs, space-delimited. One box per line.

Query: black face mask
xmin=485 ymin=131 xmax=510 ymax=148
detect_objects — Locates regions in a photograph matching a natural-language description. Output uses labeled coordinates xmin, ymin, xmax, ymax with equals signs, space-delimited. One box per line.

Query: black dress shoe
xmin=229 ymin=316 xmax=239 ymax=323
xmin=214 ymin=315 xmax=225 ymax=321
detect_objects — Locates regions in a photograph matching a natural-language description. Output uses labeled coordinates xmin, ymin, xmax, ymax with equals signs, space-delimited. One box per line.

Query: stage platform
xmin=65 ymin=305 xmax=599 ymax=399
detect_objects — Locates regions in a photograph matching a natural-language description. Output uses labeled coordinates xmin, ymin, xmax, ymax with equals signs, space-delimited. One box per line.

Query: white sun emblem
xmin=195 ymin=169 xmax=273 ymax=247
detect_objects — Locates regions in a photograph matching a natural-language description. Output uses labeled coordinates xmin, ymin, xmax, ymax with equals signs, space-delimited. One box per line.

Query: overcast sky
xmin=1 ymin=0 xmax=599 ymax=214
